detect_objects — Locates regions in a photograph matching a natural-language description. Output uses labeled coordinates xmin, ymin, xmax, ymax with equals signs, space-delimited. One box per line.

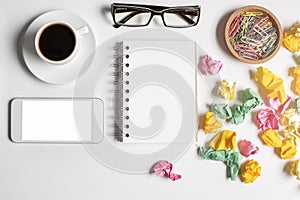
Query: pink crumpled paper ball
xmin=238 ymin=140 xmax=259 ymax=157
xmin=200 ymin=55 xmax=223 ymax=75
xmin=153 ymin=160 xmax=181 ymax=181
xmin=266 ymin=96 xmax=291 ymax=115
xmin=256 ymin=108 xmax=279 ymax=131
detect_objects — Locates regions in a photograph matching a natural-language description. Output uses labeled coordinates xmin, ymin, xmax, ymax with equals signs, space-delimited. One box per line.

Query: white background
xmin=1 ymin=0 xmax=300 ymax=199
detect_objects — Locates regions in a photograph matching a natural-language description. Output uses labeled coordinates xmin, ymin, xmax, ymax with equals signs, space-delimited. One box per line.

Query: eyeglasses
xmin=111 ymin=3 xmax=201 ymax=28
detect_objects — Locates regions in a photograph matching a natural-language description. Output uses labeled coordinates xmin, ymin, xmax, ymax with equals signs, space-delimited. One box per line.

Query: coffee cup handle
xmin=76 ymin=26 xmax=89 ymax=39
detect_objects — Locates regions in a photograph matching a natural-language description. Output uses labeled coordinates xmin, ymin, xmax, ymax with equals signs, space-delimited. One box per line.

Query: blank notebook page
xmin=120 ymin=40 xmax=197 ymax=143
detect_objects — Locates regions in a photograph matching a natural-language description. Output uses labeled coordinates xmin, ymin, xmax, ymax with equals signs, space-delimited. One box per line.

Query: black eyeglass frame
xmin=111 ymin=3 xmax=201 ymax=28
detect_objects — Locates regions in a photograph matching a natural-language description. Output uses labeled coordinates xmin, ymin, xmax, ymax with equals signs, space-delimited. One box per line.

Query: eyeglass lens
xmin=114 ymin=8 xmax=151 ymax=26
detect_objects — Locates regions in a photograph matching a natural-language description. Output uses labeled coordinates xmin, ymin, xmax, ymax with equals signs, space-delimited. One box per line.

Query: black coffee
xmin=38 ymin=24 xmax=76 ymax=61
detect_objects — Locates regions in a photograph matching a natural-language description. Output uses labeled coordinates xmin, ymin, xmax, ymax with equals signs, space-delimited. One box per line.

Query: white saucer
xmin=22 ymin=10 xmax=96 ymax=85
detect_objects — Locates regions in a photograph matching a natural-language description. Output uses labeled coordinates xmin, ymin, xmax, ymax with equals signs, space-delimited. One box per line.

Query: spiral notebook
xmin=114 ymin=40 xmax=197 ymax=143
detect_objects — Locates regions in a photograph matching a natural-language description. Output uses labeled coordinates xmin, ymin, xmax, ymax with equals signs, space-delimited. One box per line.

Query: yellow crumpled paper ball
xmin=277 ymin=139 xmax=297 ymax=159
xmin=254 ymin=67 xmax=286 ymax=104
xmin=204 ymin=112 xmax=222 ymax=134
xmin=280 ymin=108 xmax=296 ymax=126
xmin=288 ymin=160 xmax=300 ymax=180
xmin=210 ymin=130 xmax=236 ymax=150
xmin=240 ymin=159 xmax=261 ymax=184
xmin=281 ymin=122 xmax=300 ymax=145
xmin=283 ymin=23 xmax=300 ymax=52
xmin=261 ymin=129 xmax=282 ymax=148
xmin=217 ymin=79 xmax=236 ymax=101
xmin=289 ymin=66 xmax=300 ymax=95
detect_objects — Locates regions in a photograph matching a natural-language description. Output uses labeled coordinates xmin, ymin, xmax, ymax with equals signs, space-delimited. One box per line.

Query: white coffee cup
xmin=34 ymin=21 xmax=89 ymax=65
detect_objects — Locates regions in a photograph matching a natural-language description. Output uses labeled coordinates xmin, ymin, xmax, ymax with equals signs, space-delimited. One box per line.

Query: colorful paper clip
xmin=229 ymin=12 xmax=278 ymax=60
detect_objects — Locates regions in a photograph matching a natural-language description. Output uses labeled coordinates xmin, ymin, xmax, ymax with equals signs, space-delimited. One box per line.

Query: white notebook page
xmin=120 ymin=40 xmax=197 ymax=143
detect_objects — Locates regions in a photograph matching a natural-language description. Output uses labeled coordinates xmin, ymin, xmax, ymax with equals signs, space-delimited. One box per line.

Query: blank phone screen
xmin=21 ymin=100 xmax=92 ymax=142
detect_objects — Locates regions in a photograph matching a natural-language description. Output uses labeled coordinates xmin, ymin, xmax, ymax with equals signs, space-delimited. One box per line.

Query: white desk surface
xmin=1 ymin=0 xmax=300 ymax=199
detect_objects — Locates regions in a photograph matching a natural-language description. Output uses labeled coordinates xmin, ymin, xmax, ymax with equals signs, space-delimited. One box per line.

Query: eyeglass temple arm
xmin=114 ymin=9 xmax=197 ymax=27
xmin=176 ymin=13 xmax=196 ymax=25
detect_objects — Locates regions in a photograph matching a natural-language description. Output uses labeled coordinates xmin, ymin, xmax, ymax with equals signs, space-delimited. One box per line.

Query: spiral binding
xmin=113 ymin=42 xmax=131 ymax=142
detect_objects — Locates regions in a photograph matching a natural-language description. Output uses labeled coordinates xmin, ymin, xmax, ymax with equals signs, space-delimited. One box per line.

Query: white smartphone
xmin=10 ymin=98 xmax=104 ymax=143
